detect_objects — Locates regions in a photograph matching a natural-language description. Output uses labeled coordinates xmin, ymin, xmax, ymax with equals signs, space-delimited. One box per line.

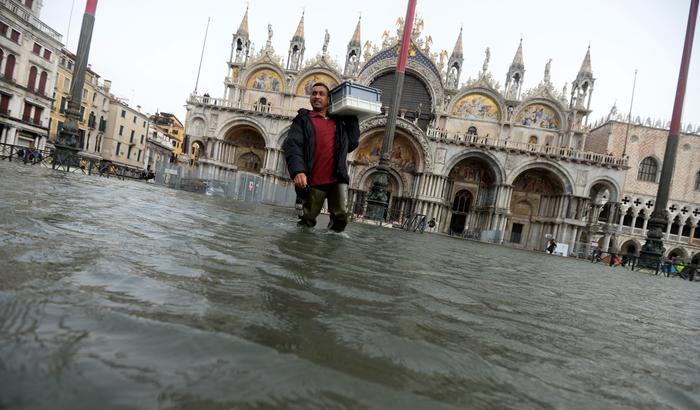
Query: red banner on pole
xmin=85 ymin=0 xmax=98 ymax=16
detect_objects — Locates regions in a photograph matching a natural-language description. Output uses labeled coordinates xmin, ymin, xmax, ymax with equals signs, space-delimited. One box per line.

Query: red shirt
xmin=310 ymin=111 xmax=337 ymax=186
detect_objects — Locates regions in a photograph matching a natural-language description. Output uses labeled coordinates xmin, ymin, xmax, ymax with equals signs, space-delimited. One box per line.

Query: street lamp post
xmin=365 ymin=0 xmax=418 ymax=220
xmin=53 ymin=0 xmax=98 ymax=171
xmin=639 ymin=0 xmax=698 ymax=264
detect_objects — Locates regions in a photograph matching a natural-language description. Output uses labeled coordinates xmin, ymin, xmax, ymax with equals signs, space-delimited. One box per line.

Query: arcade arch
xmin=222 ymin=125 xmax=267 ymax=174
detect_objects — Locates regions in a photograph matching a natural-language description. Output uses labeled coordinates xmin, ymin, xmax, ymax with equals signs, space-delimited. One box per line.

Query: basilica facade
xmin=183 ymin=9 xmax=699 ymax=262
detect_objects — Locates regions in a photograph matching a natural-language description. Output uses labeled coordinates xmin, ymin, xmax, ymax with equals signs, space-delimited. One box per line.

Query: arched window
xmin=452 ymin=190 xmax=472 ymax=214
xmin=37 ymin=71 xmax=47 ymax=94
xmin=528 ymin=135 xmax=538 ymax=144
xmin=637 ymin=157 xmax=658 ymax=182
xmin=27 ymin=66 xmax=37 ymax=90
xmin=467 ymin=126 xmax=478 ymax=135
xmin=4 ymin=55 xmax=14 ymax=79
xmin=695 ymin=170 xmax=700 ymax=191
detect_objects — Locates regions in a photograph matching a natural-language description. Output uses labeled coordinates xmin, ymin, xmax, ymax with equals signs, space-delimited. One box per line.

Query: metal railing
xmin=427 ymin=128 xmax=629 ymax=167
xmin=188 ymin=95 xmax=298 ymax=117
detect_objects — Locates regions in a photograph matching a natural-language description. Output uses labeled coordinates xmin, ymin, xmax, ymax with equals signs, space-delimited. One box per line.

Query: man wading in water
xmin=283 ymin=83 xmax=360 ymax=232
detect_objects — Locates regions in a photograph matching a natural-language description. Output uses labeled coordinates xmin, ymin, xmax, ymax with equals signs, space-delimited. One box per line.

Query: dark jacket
xmin=283 ymin=108 xmax=360 ymax=185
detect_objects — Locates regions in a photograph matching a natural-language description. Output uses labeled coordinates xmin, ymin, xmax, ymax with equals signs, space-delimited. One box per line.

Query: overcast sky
xmin=41 ymin=0 xmax=699 ymax=128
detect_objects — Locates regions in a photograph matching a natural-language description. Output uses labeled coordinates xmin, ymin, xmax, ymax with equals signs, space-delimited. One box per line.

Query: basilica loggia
xmin=184 ymin=9 xmax=699 ymax=261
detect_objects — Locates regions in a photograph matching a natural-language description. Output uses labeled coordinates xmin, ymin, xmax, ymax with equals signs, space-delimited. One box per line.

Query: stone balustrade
xmin=427 ymin=127 xmax=628 ymax=168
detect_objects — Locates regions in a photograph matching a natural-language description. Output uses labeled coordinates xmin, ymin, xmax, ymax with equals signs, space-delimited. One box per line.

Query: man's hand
xmin=294 ymin=173 xmax=308 ymax=188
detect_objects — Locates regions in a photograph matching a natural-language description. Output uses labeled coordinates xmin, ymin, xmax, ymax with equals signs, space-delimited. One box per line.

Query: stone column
xmin=689 ymin=223 xmax=696 ymax=244
xmin=602 ymin=233 xmax=612 ymax=252
xmin=642 ymin=216 xmax=650 ymax=236
xmin=618 ymin=208 xmax=626 ymax=232
xmin=665 ymin=218 xmax=673 ymax=240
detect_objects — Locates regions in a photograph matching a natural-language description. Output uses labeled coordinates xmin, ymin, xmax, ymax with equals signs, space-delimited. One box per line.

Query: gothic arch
xmin=513 ymin=97 xmax=568 ymax=131
xmin=666 ymin=247 xmax=689 ymax=260
xmin=243 ymin=63 xmax=287 ymax=93
xmin=620 ymin=238 xmax=642 ymax=256
xmin=359 ymin=115 xmax=432 ymax=171
xmin=291 ymin=67 xmax=341 ymax=95
xmin=447 ymin=87 xmax=506 ymax=122
xmin=217 ymin=117 xmax=270 ymax=147
xmin=507 ymin=160 xmax=575 ymax=194
xmin=585 ymin=177 xmax=622 ymax=203
xmin=357 ymin=61 xmax=444 ymax=113
xmin=355 ymin=166 xmax=407 ymax=197
xmin=443 ymin=149 xmax=506 ymax=185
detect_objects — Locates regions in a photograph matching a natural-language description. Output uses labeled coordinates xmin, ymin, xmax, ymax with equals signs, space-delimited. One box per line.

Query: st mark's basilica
xmin=184 ymin=9 xmax=700 ymax=262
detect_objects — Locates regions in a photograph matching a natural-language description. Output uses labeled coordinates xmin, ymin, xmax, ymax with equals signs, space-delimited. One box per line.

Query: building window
xmin=57 ymin=121 xmax=63 ymax=136
xmin=27 ymin=66 xmax=37 ymax=90
xmin=10 ymin=29 xmax=19 ymax=43
xmin=529 ymin=135 xmax=538 ymax=144
xmin=127 ymin=145 xmax=132 ymax=159
xmin=0 ymin=93 xmax=11 ymax=114
xmin=88 ymin=112 xmax=96 ymax=128
xmin=79 ymin=106 xmax=85 ymax=121
xmin=638 ymin=157 xmax=659 ymax=182
xmin=140 ymin=135 xmax=144 ymax=144
xmin=137 ymin=150 xmax=141 ymax=162
xmin=467 ymin=126 xmax=478 ymax=135
xmin=130 ymin=130 xmax=134 ymax=143
xmin=24 ymin=0 xmax=33 ymax=8
xmin=143 ymin=121 xmax=146 ymax=128
xmin=67 ymin=60 xmax=73 ymax=70
xmin=132 ymin=116 xmax=136 ymax=124
xmin=82 ymin=88 xmax=88 ymax=100
xmin=38 ymin=71 xmax=47 ymax=94
xmin=121 ymin=110 xmax=126 ymax=118
xmin=116 ymin=142 xmax=121 ymax=156
xmin=43 ymin=49 xmax=51 ymax=60
xmin=119 ymin=125 xmax=123 ymax=136
xmin=99 ymin=116 xmax=106 ymax=132
xmin=4 ymin=54 xmax=15 ymax=79
xmin=63 ymin=77 xmax=70 ymax=91
xmin=59 ymin=96 xmax=67 ymax=114
xmin=0 ymin=21 xmax=7 ymax=37
xmin=32 ymin=42 xmax=41 ymax=55
xmin=33 ymin=107 xmax=42 ymax=125
xmin=695 ymin=170 xmax=700 ymax=191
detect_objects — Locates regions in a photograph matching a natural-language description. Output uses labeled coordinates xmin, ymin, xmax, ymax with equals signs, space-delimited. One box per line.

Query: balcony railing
xmin=0 ymin=0 xmax=62 ymax=43
xmin=427 ymin=128 xmax=628 ymax=168
xmin=188 ymin=94 xmax=297 ymax=117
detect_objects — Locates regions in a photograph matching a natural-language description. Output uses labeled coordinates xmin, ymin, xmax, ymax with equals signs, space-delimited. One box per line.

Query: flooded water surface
xmin=1 ymin=162 xmax=699 ymax=410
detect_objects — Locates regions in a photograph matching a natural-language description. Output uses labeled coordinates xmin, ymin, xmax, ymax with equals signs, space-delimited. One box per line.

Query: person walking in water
xmin=283 ymin=83 xmax=360 ymax=232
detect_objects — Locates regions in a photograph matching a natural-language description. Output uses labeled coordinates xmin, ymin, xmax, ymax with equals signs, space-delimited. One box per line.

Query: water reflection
xmin=0 ymin=161 xmax=698 ymax=410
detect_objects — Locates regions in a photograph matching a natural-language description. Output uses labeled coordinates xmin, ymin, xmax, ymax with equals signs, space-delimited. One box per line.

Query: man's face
xmin=310 ymin=86 xmax=330 ymax=111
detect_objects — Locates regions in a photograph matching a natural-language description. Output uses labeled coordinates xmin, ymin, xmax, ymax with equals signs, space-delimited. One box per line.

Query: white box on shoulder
xmin=329 ymin=81 xmax=382 ymax=120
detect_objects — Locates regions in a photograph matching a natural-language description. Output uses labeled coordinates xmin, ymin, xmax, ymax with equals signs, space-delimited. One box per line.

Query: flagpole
xmin=639 ymin=0 xmax=698 ymax=265
xmin=194 ymin=17 xmax=211 ymax=94
xmin=621 ymin=69 xmax=637 ymax=157
xmin=366 ymin=0 xmax=418 ymax=220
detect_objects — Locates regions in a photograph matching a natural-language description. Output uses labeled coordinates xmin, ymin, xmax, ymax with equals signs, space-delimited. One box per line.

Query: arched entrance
xmin=446 ymin=155 xmax=498 ymax=235
xmin=350 ymin=130 xmax=421 ymax=221
xmin=449 ymin=190 xmax=473 ymax=234
xmin=667 ymin=247 xmax=688 ymax=261
xmin=507 ymin=167 xmax=567 ymax=249
xmin=223 ymin=125 xmax=266 ymax=174
xmin=620 ymin=240 xmax=640 ymax=256
xmin=692 ymin=253 xmax=700 ymax=265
